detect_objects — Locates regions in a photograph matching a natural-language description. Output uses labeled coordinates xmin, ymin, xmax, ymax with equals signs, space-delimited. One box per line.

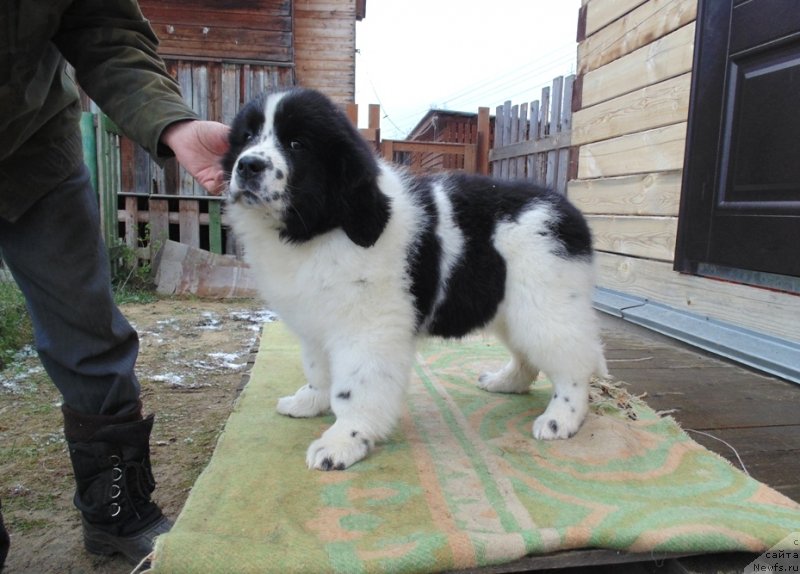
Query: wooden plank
xmin=561 ymin=75 xmax=575 ymax=129
xmin=148 ymin=198 xmax=170 ymax=253
xmin=546 ymin=77 xmax=564 ymax=189
xmin=489 ymin=131 xmax=571 ymax=162
xmin=556 ymin=148 xmax=570 ymax=195
xmin=477 ymin=107 xmax=491 ymax=175
xmin=516 ymin=102 xmax=528 ymax=178
xmin=208 ymin=201 xmax=223 ymax=255
xmin=595 ymin=251 xmax=800 ymax=342
xmin=501 ymin=100 xmax=512 ymax=179
xmin=536 ymin=87 xmax=551 ymax=185
xmin=139 ymin=1 xmax=291 ymax=25
xmin=462 ymin=144 xmax=478 ymax=174
xmin=154 ymin=27 xmax=292 ymax=62
xmin=572 ymin=73 xmax=691 ymax=146
xmin=585 ymin=0 xmax=648 ymax=36
xmin=220 ymin=63 xmax=239 ymax=125
xmin=179 ymin=199 xmax=200 ymax=248
xmin=526 ymin=100 xmax=540 ymax=185
xmin=582 ymin=22 xmax=695 ymax=108
xmin=578 ymin=122 xmax=687 ymax=179
xmin=588 ymin=215 xmax=678 ymax=261
xmin=509 ymin=104 xmax=519 ymax=179
xmin=578 ymin=0 xmax=697 ymax=75
xmin=568 ymin=170 xmax=682 ymax=216
xmin=124 ymin=196 xmax=138 ymax=250
xmin=383 ymin=141 xmax=472 ymax=154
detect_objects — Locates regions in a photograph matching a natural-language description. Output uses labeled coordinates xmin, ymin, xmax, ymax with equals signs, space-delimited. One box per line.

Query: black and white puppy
xmin=223 ymin=88 xmax=607 ymax=471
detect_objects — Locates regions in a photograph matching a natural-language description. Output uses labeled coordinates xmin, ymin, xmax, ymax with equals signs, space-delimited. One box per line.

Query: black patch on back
xmin=415 ymin=173 xmax=592 ymax=339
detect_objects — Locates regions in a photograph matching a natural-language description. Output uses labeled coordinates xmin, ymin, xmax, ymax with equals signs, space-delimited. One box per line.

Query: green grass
xmin=0 ymin=278 xmax=34 ymax=370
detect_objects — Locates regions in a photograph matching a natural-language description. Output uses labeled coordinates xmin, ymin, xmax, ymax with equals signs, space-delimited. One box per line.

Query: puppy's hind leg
xmin=277 ymin=339 xmax=332 ymax=418
xmin=478 ymin=318 xmax=539 ymax=394
xmin=306 ymin=339 xmax=414 ymax=470
xmin=478 ymin=352 xmax=538 ymax=394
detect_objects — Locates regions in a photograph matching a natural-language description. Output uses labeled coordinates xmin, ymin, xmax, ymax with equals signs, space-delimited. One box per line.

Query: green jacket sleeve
xmin=53 ymin=0 xmax=199 ymax=164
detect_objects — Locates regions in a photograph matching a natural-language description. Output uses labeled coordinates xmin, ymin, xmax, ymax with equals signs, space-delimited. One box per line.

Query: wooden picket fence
xmin=489 ymin=75 xmax=575 ymax=194
xmin=80 ymin=112 xmax=230 ymax=271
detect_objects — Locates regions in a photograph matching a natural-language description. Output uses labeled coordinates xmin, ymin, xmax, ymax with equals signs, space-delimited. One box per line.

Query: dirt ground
xmin=0 ymin=297 xmax=270 ymax=574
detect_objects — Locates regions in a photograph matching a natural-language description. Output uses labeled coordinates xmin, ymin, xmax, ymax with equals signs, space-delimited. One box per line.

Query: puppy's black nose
xmin=237 ymin=156 xmax=273 ymax=179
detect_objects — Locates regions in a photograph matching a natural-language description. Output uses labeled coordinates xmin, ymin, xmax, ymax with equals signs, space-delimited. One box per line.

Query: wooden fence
xmin=81 ymin=111 xmax=230 ymax=269
xmin=489 ymin=75 xmax=575 ymax=194
xmin=384 ymin=107 xmax=492 ymax=175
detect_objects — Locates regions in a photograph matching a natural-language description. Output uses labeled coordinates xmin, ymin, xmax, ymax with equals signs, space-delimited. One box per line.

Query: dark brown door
xmin=676 ymin=0 xmax=800 ymax=279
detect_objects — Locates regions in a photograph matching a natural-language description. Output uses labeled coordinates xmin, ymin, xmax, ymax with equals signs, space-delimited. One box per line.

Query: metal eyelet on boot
xmin=109 ymin=503 xmax=122 ymax=518
xmin=110 ymin=484 xmax=121 ymax=499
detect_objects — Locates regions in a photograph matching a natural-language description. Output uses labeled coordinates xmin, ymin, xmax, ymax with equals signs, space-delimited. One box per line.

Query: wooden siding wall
xmin=139 ymin=0 xmax=293 ymax=63
xmin=294 ymin=0 xmax=358 ymax=103
xmin=570 ymin=0 xmax=800 ymax=342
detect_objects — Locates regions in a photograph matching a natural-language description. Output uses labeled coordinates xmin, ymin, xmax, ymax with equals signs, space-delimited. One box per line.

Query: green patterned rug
xmin=151 ymin=321 xmax=800 ymax=573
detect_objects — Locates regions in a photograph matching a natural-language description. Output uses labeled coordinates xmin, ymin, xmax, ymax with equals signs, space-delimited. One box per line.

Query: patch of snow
xmin=197 ymin=312 xmax=221 ymax=330
xmin=150 ymin=373 xmax=185 ymax=386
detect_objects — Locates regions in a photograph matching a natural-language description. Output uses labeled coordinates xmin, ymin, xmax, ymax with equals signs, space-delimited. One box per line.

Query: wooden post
xmin=476 ymin=107 xmax=490 ymax=175
xmin=80 ymin=112 xmax=98 ymax=194
xmin=149 ymin=198 xmax=170 ymax=257
xmin=463 ymin=144 xmax=478 ymax=174
xmin=209 ymin=200 xmax=223 ymax=254
xmin=346 ymin=102 xmax=358 ymax=125
xmin=368 ymin=104 xmax=380 ymax=132
xmin=381 ymin=139 xmax=395 ymax=164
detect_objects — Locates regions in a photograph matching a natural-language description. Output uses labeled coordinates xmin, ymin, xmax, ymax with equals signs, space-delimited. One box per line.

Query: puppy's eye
xmin=289 ymin=140 xmax=304 ymax=151
xmin=243 ymin=131 xmax=255 ymax=142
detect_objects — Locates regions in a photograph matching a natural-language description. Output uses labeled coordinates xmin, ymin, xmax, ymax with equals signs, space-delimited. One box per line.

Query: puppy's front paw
xmin=306 ymin=427 xmax=373 ymax=471
xmin=532 ymin=403 xmax=586 ymax=440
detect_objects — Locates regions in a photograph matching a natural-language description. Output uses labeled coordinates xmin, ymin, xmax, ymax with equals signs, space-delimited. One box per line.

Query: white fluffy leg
xmin=277 ymin=384 xmax=331 ymax=418
xmin=478 ymin=355 xmax=537 ymax=394
xmin=306 ymin=339 xmax=413 ymax=470
xmin=276 ymin=341 xmax=331 ymax=418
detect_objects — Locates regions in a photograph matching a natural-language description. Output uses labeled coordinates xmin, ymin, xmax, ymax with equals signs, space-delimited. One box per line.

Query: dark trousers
xmin=0 ymin=164 xmax=141 ymax=416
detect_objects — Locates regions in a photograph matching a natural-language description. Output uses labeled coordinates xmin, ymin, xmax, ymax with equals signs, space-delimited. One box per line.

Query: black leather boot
xmin=0 ymin=499 xmax=9 ymax=571
xmin=63 ymin=405 xmax=172 ymax=565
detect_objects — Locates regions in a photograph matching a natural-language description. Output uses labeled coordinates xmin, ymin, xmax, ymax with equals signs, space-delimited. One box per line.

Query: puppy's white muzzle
xmin=229 ymin=152 xmax=288 ymax=215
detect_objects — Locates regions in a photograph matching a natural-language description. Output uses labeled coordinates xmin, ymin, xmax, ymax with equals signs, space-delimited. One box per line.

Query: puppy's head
xmin=223 ymin=88 xmax=390 ymax=247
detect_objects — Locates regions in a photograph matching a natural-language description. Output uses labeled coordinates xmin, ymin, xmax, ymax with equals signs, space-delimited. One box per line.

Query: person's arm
xmin=54 ymin=0 xmax=198 ymax=166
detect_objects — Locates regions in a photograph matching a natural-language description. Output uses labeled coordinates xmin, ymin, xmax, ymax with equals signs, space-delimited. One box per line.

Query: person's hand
xmin=161 ymin=120 xmax=230 ymax=195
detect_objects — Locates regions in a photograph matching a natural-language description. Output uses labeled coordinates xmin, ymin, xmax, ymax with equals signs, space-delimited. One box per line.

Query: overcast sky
xmin=354 ymin=0 xmax=582 ymax=139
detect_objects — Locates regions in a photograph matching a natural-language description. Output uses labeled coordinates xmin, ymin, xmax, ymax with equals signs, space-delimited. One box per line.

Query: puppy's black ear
xmin=334 ymin=122 xmax=391 ymax=247
xmin=340 ymin=177 xmax=391 ymax=247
